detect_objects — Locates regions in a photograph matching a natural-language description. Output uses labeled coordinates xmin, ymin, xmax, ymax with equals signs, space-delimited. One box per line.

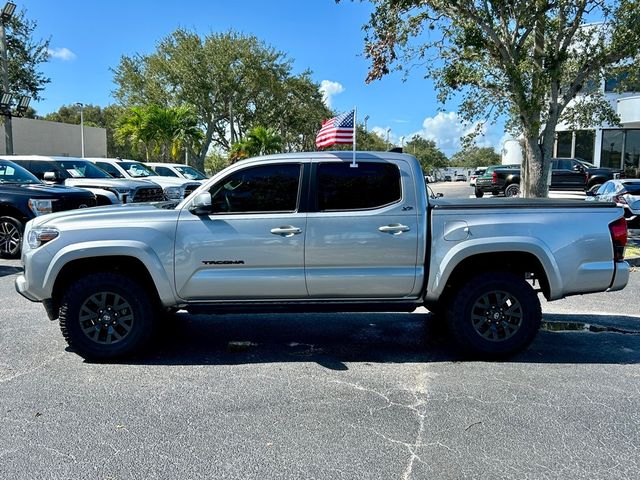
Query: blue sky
xmin=20 ymin=0 xmax=506 ymax=155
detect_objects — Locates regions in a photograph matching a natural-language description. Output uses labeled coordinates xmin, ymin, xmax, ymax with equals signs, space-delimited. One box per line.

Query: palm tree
xmin=116 ymin=105 xmax=204 ymax=162
xmin=245 ymin=126 xmax=282 ymax=156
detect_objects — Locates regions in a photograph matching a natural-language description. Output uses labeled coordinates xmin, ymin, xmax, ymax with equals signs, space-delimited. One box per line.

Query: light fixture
xmin=16 ymin=95 xmax=30 ymax=113
xmin=0 ymin=2 xmax=16 ymax=22
xmin=0 ymin=92 xmax=11 ymax=109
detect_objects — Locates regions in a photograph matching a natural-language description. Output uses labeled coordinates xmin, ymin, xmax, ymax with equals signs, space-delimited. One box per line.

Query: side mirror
xmin=189 ymin=192 xmax=212 ymax=215
xmin=43 ymin=171 xmax=59 ymax=181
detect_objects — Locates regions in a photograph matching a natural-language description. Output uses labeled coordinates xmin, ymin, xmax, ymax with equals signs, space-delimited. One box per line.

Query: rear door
xmin=174 ymin=161 xmax=309 ymax=300
xmin=304 ymin=159 xmax=419 ymax=298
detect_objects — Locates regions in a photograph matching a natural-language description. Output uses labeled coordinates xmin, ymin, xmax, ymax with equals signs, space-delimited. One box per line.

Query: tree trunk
xmin=521 ymin=135 xmax=549 ymax=198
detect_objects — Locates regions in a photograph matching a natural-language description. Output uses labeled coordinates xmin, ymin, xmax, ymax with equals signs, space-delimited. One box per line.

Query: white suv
xmin=146 ymin=162 xmax=208 ymax=182
xmin=88 ymin=158 xmax=201 ymax=200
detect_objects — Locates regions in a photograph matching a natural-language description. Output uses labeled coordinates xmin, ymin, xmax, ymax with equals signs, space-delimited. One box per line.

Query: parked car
xmin=469 ymin=168 xmax=487 ymax=187
xmin=146 ymin=162 xmax=208 ymax=182
xmin=587 ymin=179 xmax=640 ymax=227
xmin=3 ymin=156 xmax=164 ymax=205
xmin=476 ymin=158 xmax=623 ymax=198
xmin=0 ymin=159 xmax=96 ymax=258
xmin=16 ymin=151 xmax=629 ymax=361
xmin=88 ymin=158 xmax=201 ymax=200
xmin=444 ymin=175 xmax=452 ymax=182
xmin=455 ymin=173 xmax=467 ymax=182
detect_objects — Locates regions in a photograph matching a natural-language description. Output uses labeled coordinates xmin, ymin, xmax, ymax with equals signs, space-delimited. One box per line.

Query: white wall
xmin=0 ymin=117 xmax=106 ymax=157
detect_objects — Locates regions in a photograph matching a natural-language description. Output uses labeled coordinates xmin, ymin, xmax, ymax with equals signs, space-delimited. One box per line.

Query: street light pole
xmin=76 ymin=102 xmax=85 ymax=157
xmin=0 ymin=2 xmax=16 ymax=155
xmin=363 ymin=115 xmax=369 ymax=132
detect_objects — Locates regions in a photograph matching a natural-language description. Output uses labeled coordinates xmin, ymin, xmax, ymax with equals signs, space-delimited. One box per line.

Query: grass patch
xmin=627 ymin=245 xmax=640 ymax=258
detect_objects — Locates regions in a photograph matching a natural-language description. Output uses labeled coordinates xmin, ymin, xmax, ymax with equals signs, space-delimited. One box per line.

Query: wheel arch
xmin=47 ymin=247 xmax=177 ymax=319
xmin=0 ymin=203 xmax=29 ymax=225
xmin=426 ymin=241 xmax=561 ymax=306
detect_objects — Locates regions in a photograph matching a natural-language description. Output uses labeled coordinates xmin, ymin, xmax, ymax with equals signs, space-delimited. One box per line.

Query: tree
xmin=5 ymin=8 xmax=50 ymax=101
xmin=115 ymin=104 xmax=203 ymax=161
xmin=112 ymin=29 xmax=331 ymax=171
xmin=405 ymin=136 xmax=448 ymax=173
xmin=351 ymin=1 xmax=640 ymax=197
xmin=450 ymin=146 xmax=501 ymax=168
xmin=228 ymin=126 xmax=282 ymax=163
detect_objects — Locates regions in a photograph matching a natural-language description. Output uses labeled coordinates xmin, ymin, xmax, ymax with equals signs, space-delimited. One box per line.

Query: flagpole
xmin=351 ymin=106 xmax=358 ymax=168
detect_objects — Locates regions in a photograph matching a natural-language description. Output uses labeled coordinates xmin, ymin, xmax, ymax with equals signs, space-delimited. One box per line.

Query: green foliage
xmin=5 ymin=9 xmax=50 ymax=101
xmin=450 ymin=146 xmax=500 ymax=168
xmin=115 ymin=104 xmax=203 ymax=161
xmin=204 ymin=152 xmax=230 ymax=175
xmin=229 ymin=126 xmax=282 ymax=163
xmin=355 ymin=0 xmax=640 ymax=197
xmin=112 ymin=29 xmax=331 ymax=171
xmin=404 ymin=135 xmax=448 ymax=172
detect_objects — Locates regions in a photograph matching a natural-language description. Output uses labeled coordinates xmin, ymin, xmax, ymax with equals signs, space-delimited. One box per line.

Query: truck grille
xmin=132 ymin=187 xmax=164 ymax=202
xmin=52 ymin=196 xmax=97 ymax=212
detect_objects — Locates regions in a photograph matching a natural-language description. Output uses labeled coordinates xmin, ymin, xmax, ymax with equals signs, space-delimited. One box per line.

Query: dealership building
xmin=0 ymin=117 xmax=107 ymax=158
xmin=554 ymin=77 xmax=640 ymax=178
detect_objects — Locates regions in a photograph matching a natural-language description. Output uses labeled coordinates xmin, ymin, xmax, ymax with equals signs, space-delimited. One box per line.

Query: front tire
xmin=0 ymin=216 xmax=23 ymax=259
xmin=59 ymin=272 xmax=155 ymax=360
xmin=474 ymin=188 xmax=484 ymax=198
xmin=446 ymin=272 xmax=541 ymax=358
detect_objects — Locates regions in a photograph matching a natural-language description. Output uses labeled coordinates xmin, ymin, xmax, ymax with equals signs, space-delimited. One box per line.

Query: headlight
xmin=28 ymin=199 xmax=53 ymax=216
xmin=27 ymin=227 xmax=59 ymax=249
xmin=164 ymin=186 xmax=182 ymax=200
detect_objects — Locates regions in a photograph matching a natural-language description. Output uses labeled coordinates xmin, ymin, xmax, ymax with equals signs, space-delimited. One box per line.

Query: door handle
xmin=378 ymin=224 xmax=411 ymax=235
xmin=270 ymin=225 xmax=303 ymax=237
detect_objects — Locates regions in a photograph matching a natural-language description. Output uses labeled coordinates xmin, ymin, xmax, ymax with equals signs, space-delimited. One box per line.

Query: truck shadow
xmin=0 ymin=265 xmax=22 ymax=277
xmin=121 ymin=311 xmax=640 ymax=368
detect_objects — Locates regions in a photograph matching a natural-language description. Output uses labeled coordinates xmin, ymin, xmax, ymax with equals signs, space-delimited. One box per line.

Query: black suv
xmin=0 ymin=159 xmax=96 ymax=258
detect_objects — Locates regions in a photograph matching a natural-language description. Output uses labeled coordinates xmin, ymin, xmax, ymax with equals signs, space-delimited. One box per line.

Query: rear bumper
xmin=609 ymin=261 xmax=630 ymax=292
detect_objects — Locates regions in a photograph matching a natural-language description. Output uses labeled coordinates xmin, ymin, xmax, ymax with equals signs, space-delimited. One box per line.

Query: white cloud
xmin=410 ymin=111 xmax=504 ymax=155
xmin=48 ymin=47 xmax=77 ymax=61
xmin=319 ymin=80 xmax=344 ymax=108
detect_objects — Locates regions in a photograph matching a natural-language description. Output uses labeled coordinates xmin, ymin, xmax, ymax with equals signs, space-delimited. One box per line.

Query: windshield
xmin=120 ymin=161 xmax=157 ymax=178
xmin=56 ymin=160 xmax=112 ymax=178
xmin=174 ymin=165 xmax=207 ymax=180
xmin=0 ymin=161 xmax=42 ymax=184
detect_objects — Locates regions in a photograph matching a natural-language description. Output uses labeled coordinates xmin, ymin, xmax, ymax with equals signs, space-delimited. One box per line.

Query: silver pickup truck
xmin=15 ymin=151 xmax=630 ymax=360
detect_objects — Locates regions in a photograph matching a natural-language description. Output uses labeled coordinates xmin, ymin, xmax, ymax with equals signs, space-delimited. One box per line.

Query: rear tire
xmin=446 ymin=272 xmax=541 ymax=359
xmin=0 ymin=216 xmax=23 ymax=259
xmin=474 ymin=189 xmax=484 ymax=198
xmin=59 ymin=272 xmax=155 ymax=360
xmin=588 ymin=183 xmax=602 ymax=194
xmin=504 ymin=184 xmax=520 ymax=197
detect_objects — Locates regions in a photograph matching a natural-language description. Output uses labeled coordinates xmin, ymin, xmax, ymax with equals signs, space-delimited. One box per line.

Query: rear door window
xmin=316 ymin=162 xmax=401 ymax=211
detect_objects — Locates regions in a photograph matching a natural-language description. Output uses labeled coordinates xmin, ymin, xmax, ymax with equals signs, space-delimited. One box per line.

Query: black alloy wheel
xmin=446 ymin=272 xmax=542 ymax=358
xmin=59 ymin=272 xmax=155 ymax=360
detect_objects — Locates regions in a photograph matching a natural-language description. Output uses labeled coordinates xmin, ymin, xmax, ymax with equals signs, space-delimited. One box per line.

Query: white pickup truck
xmin=15 ymin=151 xmax=630 ymax=360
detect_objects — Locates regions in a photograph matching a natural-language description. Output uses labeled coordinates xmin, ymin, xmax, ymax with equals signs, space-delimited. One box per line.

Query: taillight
xmin=491 ymin=171 xmax=497 ymax=184
xmin=609 ymin=217 xmax=628 ymax=261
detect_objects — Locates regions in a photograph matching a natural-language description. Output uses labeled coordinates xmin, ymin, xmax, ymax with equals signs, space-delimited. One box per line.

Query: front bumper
xmin=15 ymin=274 xmax=39 ymax=302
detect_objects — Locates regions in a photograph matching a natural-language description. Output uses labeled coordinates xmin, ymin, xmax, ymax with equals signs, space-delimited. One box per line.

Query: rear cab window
xmin=315 ymin=162 xmax=402 ymax=211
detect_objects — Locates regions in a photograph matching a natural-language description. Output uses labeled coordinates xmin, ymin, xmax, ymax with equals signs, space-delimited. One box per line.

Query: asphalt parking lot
xmin=2 ymin=181 xmax=639 ymax=479
xmin=1 ymin=255 xmax=639 ymax=479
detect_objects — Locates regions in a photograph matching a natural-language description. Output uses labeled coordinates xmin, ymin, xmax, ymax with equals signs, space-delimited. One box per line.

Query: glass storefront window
xmin=624 ymin=130 xmax=640 ymax=178
xmin=601 ymin=130 xmax=624 ymax=169
xmin=574 ymin=130 xmax=595 ymax=162
xmin=556 ymin=131 xmax=572 ymax=157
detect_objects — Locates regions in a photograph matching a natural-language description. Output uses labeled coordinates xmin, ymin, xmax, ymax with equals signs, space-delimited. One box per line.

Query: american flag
xmin=315 ymin=110 xmax=355 ymax=149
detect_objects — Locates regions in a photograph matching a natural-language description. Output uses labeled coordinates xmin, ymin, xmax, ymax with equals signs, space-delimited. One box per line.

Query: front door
xmin=174 ymin=162 xmax=308 ymax=301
